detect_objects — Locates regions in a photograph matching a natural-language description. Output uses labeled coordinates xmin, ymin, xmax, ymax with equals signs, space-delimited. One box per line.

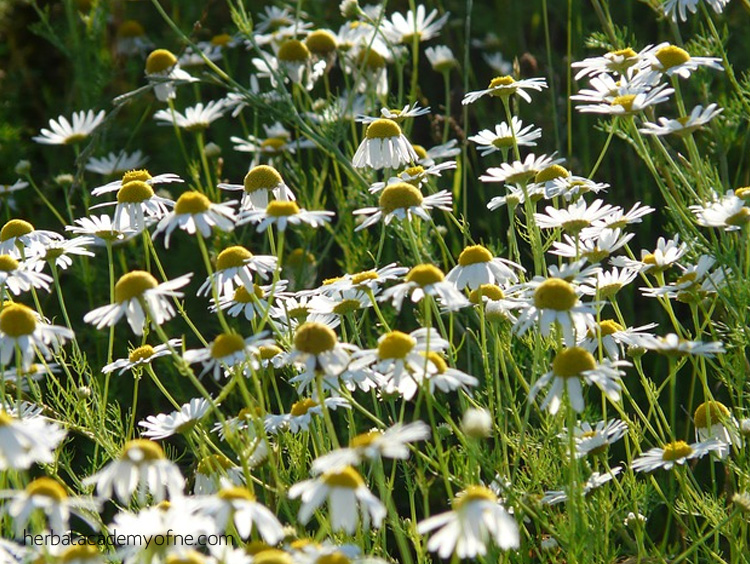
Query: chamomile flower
xmin=0 ymin=219 xmax=63 ymax=256
xmin=238 ymin=201 xmax=334 ymax=232
xmin=91 ymin=168 xmax=184 ymax=197
xmin=0 ymin=477 xmax=99 ymax=536
xmin=288 ymin=466 xmax=386 ymax=534
xmin=197 ymin=245 xmax=277 ymax=297
xmin=92 ymin=179 xmax=175 ymax=231
xmin=382 ymin=5 xmax=449 ymax=44
xmin=153 ymin=100 xmax=226 ymax=131
xmin=575 ymin=83 xmax=674 ymax=115
xmin=139 ymin=398 xmax=212 ymax=440
xmin=356 ymin=102 xmax=432 ymax=124
xmin=380 ymin=264 xmax=469 ymax=312
xmin=641 ymin=333 xmax=725 ymax=357
xmin=308 ymin=288 xmax=373 ymax=318
xmin=32 ymin=109 xmax=106 ymax=145
xmin=219 ymin=165 xmax=296 ymax=211
xmin=352 ymin=119 xmax=418 ymax=169
xmin=641 ymin=255 xmax=726 ymax=302
xmin=102 ymin=340 xmax=181 ymax=375
xmin=611 ymin=235 xmax=686 ymax=274
xmin=0 ymin=409 xmax=67 ymax=470
xmin=353 ymin=182 xmax=453 ymax=231
xmin=568 ymin=419 xmax=629 ymax=458
xmin=311 ymin=421 xmax=431 ymax=473
xmin=462 ymin=75 xmax=548 ymax=105
xmin=640 ymin=103 xmax=723 ymax=136
xmin=690 ymin=191 xmax=750 ymax=231
xmin=591 ymin=201 xmax=656 ymax=232
xmin=83 ymin=439 xmax=185 ymax=502
xmin=479 ymin=153 xmax=565 ymax=185
xmin=446 ymin=245 xmax=524 ymax=290
xmin=693 ymin=401 xmax=740 ymax=459
xmin=631 ymin=438 xmax=723 ymax=472
xmin=542 ymin=467 xmax=622 ymax=505
xmin=578 ymin=319 xmax=657 ymax=359
xmin=535 ymin=199 xmax=616 ymax=235
xmin=65 ymin=214 xmax=138 ymax=245
xmin=0 ymin=255 xmax=52 ymax=295
xmin=212 ymin=280 xmax=287 ymax=322
xmin=145 ymin=48 xmax=198 ymax=102
xmin=469 ymin=117 xmax=542 ymax=156
xmin=551 ymin=228 xmax=633 ymax=264
xmin=487 ymin=183 xmax=546 ymax=211
xmin=264 ymin=397 xmax=351 ymax=434
xmin=194 ymin=454 xmax=244 ymax=495
xmin=195 ymin=486 xmax=285 ymax=543
xmin=417 ymin=486 xmax=520 ymax=558
xmin=183 ymin=332 xmax=269 ymax=380
xmin=513 ymin=276 xmax=597 ymax=345
xmin=0 ymin=303 xmax=74 ymax=370
xmin=372 ymin=160 xmax=457 ymax=190
xmin=425 ymin=45 xmax=459 ymax=72
xmin=153 ymin=191 xmax=236 ymax=248
xmin=648 ymin=44 xmax=723 ymax=78
xmin=544 ymin=176 xmax=610 ymax=201
xmin=529 ymin=347 xmax=628 ymax=414
xmin=83 ymin=270 xmax=192 ymax=335
xmin=86 ymin=150 xmax=148 ymax=176
xmin=571 ymin=46 xmax=652 ymax=80
xmin=662 ymin=0 xmax=730 ymax=22
xmin=26 ymin=236 xmax=95 ymax=270
xmin=415 ymin=139 xmax=461 ymax=166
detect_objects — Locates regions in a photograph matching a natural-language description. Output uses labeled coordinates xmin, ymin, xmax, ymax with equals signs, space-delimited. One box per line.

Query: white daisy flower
xmin=370 ymin=160 xmax=457 ymax=190
xmin=91 ymin=178 xmax=175 ymax=231
xmin=0 ymin=254 xmax=53 ymax=295
xmin=83 ymin=439 xmax=185 ymax=503
xmin=529 ymin=346 xmax=628 ymax=414
xmin=144 ymin=48 xmax=198 ymax=102
xmin=381 ymin=5 xmax=449 ymax=44
xmin=479 ymin=153 xmax=565 ymax=185
xmin=194 ymin=486 xmax=285 ymax=543
xmin=590 ymin=201 xmax=656 ymax=233
xmin=288 ymin=466 xmax=386 ymax=534
xmin=542 ymin=467 xmax=622 ymax=505
xmin=550 ymin=227 xmax=633 ymax=264
xmin=446 ymin=244 xmax=524 ymax=290
xmin=571 ymin=46 xmax=653 ymax=80
xmin=463 ymin=75 xmax=548 ymax=105
xmin=86 ymin=150 xmax=149 ymax=176
xmin=308 ymin=288 xmax=373 ymax=317
xmin=641 ymin=255 xmax=726 ymax=302
xmin=91 ymin=168 xmax=184 ymax=197
xmin=575 ymin=83 xmax=674 ymax=115
xmin=0 ymin=409 xmax=67 ymax=470
xmin=610 ymin=235 xmax=686 ymax=274
xmin=183 ymin=332 xmax=269 ymax=380
xmin=194 ymin=454 xmax=244 ymax=495
xmin=26 ymin=236 xmax=96 ymax=270
xmin=0 ymin=477 xmax=99 ymax=536
xmin=568 ymin=419 xmax=629 ymax=458
xmin=356 ymin=102 xmax=432 ymax=124
xmin=218 ymin=164 xmax=296 ymax=211
xmin=153 ymin=191 xmax=236 ymax=248
xmin=693 ymin=401 xmax=740 ymax=459
xmin=212 ymin=280 xmax=288 ymax=322
xmin=311 ymin=421 xmax=431 ymax=473
xmin=102 ymin=340 xmax=181 ymax=375
xmin=535 ymin=199 xmax=616 ymax=235
xmin=469 ymin=117 xmax=542 ymax=156
xmin=0 ymin=303 xmax=74 ymax=370
xmin=648 ymin=44 xmax=723 ymax=78
xmin=631 ymin=438 xmax=723 ymax=472
xmin=415 ymin=139 xmax=461 ymax=166
xmin=198 ymin=245 xmax=277 ymax=297
xmin=153 ymin=100 xmax=226 ymax=131
xmin=690 ymin=191 xmax=750 ymax=231
xmin=83 ymin=270 xmax=192 ymax=335
xmin=0 ymin=218 xmax=63 ymax=256
xmin=380 ymin=263 xmax=469 ymax=312
xmin=354 ymin=182 xmax=453 ymax=231
xmin=544 ymin=175 xmax=610 ymax=201
xmin=577 ymin=319 xmax=657 ymax=359
xmin=640 ymin=333 xmax=725 ymax=357
xmin=238 ymin=201 xmax=334 ymax=232
xmin=662 ymin=0 xmax=730 ymax=22
xmin=570 ymin=70 xmax=662 ymax=104
xmin=314 ymin=263 xmax=409 ymax=295
xmin=487 ymin=183 xmax=546 ymax=211
xmin=417 ymin=486 xmax=519 ymax=558
xmin=32 ymin=109 xmax=106 ymax=145
xmin=139 ymin=398 xmax=212 ymax=439
xmin=65 ymin=214 xmax=139 ymax=245
xmin=352 ymin=118 xmax=418 ymax=170
xmin=640 ymin=103 xmax=723 ymax=136
xmin=264 ymin=396 xmax=351 ymax=434
xmin=425 ymin=45 xmax=459 ymax=72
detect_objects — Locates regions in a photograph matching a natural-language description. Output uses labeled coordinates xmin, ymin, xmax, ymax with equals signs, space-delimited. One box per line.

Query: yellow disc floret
xmin=469 ymin=284 xmax=505 ymax=304
xmin=349 ymin=430 xmax=383 ymax=448
xmin=290 ymin=398 xmax=318 ymax=416
xmin=552 ymin=347 xmax=597 ymax=378
xmin=378 ymin=331 xmax=416 ymax=359
xmin=405 ymin=264 xmax=444 ymax=287
xmin=122 ymin=169 xmax=153 ymax=184
xmin=197 ymin=453 xmax=234 ymax=475
xmin=611 ymin=94 xmax=637 ymax=113
xmin=453 ymin=485 xmax=497 ymax=510
xmin=294 ymin=322 xmax=337 ymax=354
xmin=0 ymin=303 xmax=37 ymax=337
xmin=305 ymin=30 xmax=337 ymax=56
xmin=217 ymin=486 xmax=256 ymax=501
xmin=128 ymin=344 xmax=156 ymax=364
xmin=0 ymin=255 xmax=19 ymax=272
xmin=25 ymin=477 xmax=68 ymax=501
xmin=378 ymin=182 xmax=423 ymax=214
xmin=244 ymin=165 xmax=283 ymax=193
xmin=146 ymin=49 xmax=178 ymax=74
xmin=535 ymin=165 xmax=570 ymax=184
xmin=217 ymin=246 xmax=252 ymax=270
xmin=277 ymin=39 xmax=310 ymax=62
xmin=694 ymin=401 xmax=731 ymax=430
xmin=117 ymin=180 xmax=154 ymax=204
xmin=322 ymin=466 xmax=364 ymax=489
xmin=174 ymin=191 xmax=211 ymax=214
xmin=122 ymin=438 xmax=165 ymax=461
xmin=114 ymin=271 xmax=158 ymax=303
xmin=533 ymin=278 xmax=577 ymax=310
xmin=365 ymin=118 xmax=402 ymax=140
xmin=661 ymin=440 xmax=693 ymax=461
xmin=266 ymin=201 xmax=300 ymax=217
xmin=1 ymin=219 xmax=33 ymax=242
xmin=211 ymin=333 xmax=246 ymax=359
xmin=654 ymin=45 xmax=691 ymax=70
xmin=61 ymin=545 xmax=100 ymax=563
xmin=458 ymin=245 xmax=493 ymax=266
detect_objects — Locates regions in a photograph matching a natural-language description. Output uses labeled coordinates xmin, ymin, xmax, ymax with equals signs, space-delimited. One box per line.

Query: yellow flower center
xmin=146 ymin=49 xmax=178 ymax=74
xmin=488 ymin=75 xmax=516 ymax=96
xmin=316 ymin=553 xmax=351 ymax=564
xmin=166 ymin=551 xmax=206 ymax=564
xmin=0 ymin=410 xmax=13 ymax=426
xmin=117 ymin=180 xmax=154 ymax=204
xmin=25 ymin=477 xmax=68 ymax=501
xmin=378 ymin=331 xmax=416 ymax=359
xmin=0 ymin=219 xmax=33 ymax=242
xmin=266 ymin=201 xmax=300 ymax=217
xmin=351 ymin=270 xmax=378 ymax=285
xmin=122 ymin=438 xmax=165 ymax=461
xmin=655 ymin=45 xmax=691 ymax=70
xmin=294 ymin=321 xmax=337 ymax=354
xmin=611 ymin=94 xmax=637 ymax=113
xmin=290 ymin=398 xmax=318 ymax=416
xmin=694 ymin=401 xmax=731 ymax=430
xmin=734 ymin=187 xmax=750 ymax=202
xmin=458 ymin=244 xmax=493 ymax=266
xmin=114 ymin=271 xmax=158 ymax=303
xmin=211 ymin=333 xmax=246 ymax=359
xmin=277 ymin=39 xmax=310 ymax=62
xmin=365 ymin=118 xmax=402 ymax=140
xmin=378 ymin=182 xmax=423 ymax=214
xmin=218 ymin=486 xmax=256 ymax=501
xmin=349 ymin=430 xmax=383 ymax=448
xmin=117 ymin=20 xmax=146 ymax=38
xmin=305 ymin=30 xmax=337 ymax=56
xmin=122 ymin=169 xmax=153 ymax=184
xmin=0 ymin=303 xmax=37 ymax=337
xmin=197 ymin=453 xmax=233 ymax=474
xmin=582 ymin=247 xmax=610 ymax=264
xmin=61 ymin=545 xmax=100 ymax=563
xmin=216 ymin=246 xmax=252 ymax=270
xmin=587 ymin=319 xmax=624 ymax=338
xmin=260 ymin=137 xmax=287 ymax=152
xmin=128 ymin=344 xmax=156 ymax=363
xmin=661 ymin=440 xmax=693 ymax=461
xmin=403 ymin=165 xmax=425 ymax=179
xmin=562 ymin=218 xmax=593 ymax=234
xmin=322 ymin=466 xmax=364 ymax=489
xmin=535 ymin=164 xmax=570 ymax=184
xmin=726 ymin=208 xmax=750 ymax=227
xmin=174 ymin=191 xmax=211 ymax=214
xmin=469 ymin=284 xmax=505 ymax=304
xmin=610 ymin=47 xmax=638 ymax=59
xmin=259 ymin=344 xmax=282 ymax=360
xmin=453 ymin=485 xmax=497 ymax=510
xmin=232 ymin=286 xmax=257 ymax=303
xmin=332 ymin=299 xmax=363 ymax=315
xmin=287 ymin=306 xmax=308 ymax=320
xmin=211 ymin=33 xmax=233 ymax=46
xmin=252 ymin=550 xmax=294 ymax=564
xmin=405 ymin=264 xmax=444 ymax=286
xmin=356 ymin=48 xmax=385 ymax=69
xmin=0 ymin=255 xmax=19 ymax=272
xmin=244 ymin=165 xmax=283 ymax=193
xmin=533 ymin=278 xmax=577 ymax=310
xmin=552 ymin=347 xmax=597 ymax=378
xmin=421 ymin=351 xmax=447 ymax=374
xmin=491 ymin=136 xmax=514 ymax=148
xmin=412 ymin=144 xmax=428 ymax=159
